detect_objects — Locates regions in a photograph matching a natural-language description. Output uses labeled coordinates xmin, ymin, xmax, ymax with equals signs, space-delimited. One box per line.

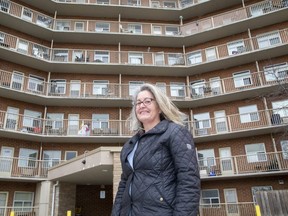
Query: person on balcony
xmin=112 ymin=83 xmax=200 ymax=216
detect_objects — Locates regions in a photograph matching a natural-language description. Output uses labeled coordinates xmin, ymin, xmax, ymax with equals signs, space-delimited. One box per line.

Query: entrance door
xmin=0 ymin=147 xmax=14 ymax=177
xmin=0 ymin=192 xmax=8 ymax=216
xmin=68 ymin=114 xmax=79 ymax=135
xmin=219 ymin=147 xmax=234 ymax=175
xmin=5 ymin=107 xmax=19 ymax=130
xmin=224 ymin=189 xmax=239 ymax=216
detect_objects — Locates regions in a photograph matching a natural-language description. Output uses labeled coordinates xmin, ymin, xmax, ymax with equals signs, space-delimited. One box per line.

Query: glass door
xmin=224 ymin=189 xmax=239 ymax=216
xmin=68 ymin=114 xmax=79 ymax=135
xmin=5 ymin=107 xmax=19 ymax=130
xmin=0 ymin=147 xmax=14 ymax=177
xmin=0 ymin=192 xmax=8 ymax=216
xmin=219 ymin=147 xmax=234 ymax=175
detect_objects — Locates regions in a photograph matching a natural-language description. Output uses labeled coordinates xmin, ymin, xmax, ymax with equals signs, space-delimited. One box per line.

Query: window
xmin=73 ymin=50 xmax=84 ymax=62
xmin=43 ymin=150 xmax=61 ymax=168
xmin=250 ymin=2 xmax=271 ymax=17
xmin=75 ymin=22 xmax=84 ymax=31
xmin=0 ymin=32 xmax=4 ymax=43
xmin=281 ymin=140 xmax=288 ymax=160
xmin=163 ymin=1 xmax=176 ymax=8
xmin=197 ymin=149 xmax=215 ymax=167
xmin=128 ymin=24 xmax=142 ymax=34
xmin=65 ymin=151 xmax=77 ymax=160
xmin=18 ymin=148 xmax=38 ymax=168
xmin=165 ymin=26 xmax=179 ymax=35
xmin=46 ymin=113 xmax=64 ymax=129
xmin=92 ymin=114 xmax=109 ymax=129
xmin=190 ymin=80 xmax=205 ymax=97
xmin=239 ymin=105 xmax=259 ymax=123
xmin=201 ymin=189 xmax=220 ymax=207
xmin=97 ymin=0 xmax=110 ymax=4
xmin=272 ymin=99 xmax=288 ymax=117
xmin=151 ymin=1 xmax=160 ymax=8
xmin=95 ymin=23 xmax=110 ymax=32
xmin=264 ymin=63 xmax=288 ymax=81
xmin=227 ymin=40 xmax=245 ymax=55
xmin=13 ymin=192 xmax=34 ymax=212
xmin=129 ymin=52 xmax=143 ymax=64
xmin=129 ymin=81 xmax=144 ymax=96
xmin=187 ymin=51 xmax=202 ymax=65
xmin=22 ymin=8 xmax=33 ymax=21
xmin=170 ymin=82 xmax=185 ymax=97
xmin=153 ymin=26 xmax=162 ymax=35
xmin=205 ymin=47 xmax=217 ymax=61
xmin=156 ymin=82 xmax=166 ymax=94
xmin=23 ymin=110 xmax=42 ymax=128
xmin=17 ymin=40 xmax=29 ymax=54
xmin=11 ymin=71 xmax=24 ymax=90
xmin=257 ymin=32 xmax=281 ymax=49
xmin=245 ymin=143 xmax=267 ymax=163
xmin=93 ymin=80 xmax=109 ymax=95
xmin=154 ymin=52 xmax=164 ymax=65
xmin=94 ymin=51 xmax=109 ymax=63
xmin=0 ymin=0 xmax=10 ymax=12
xmin=233 ymin=70 xmax=252 ymax=88
xmin=56 ymin=21 xmax=70 ymax=31
xmin=128 ymin=0 xmax=141 ymax=5
xmin=50 ymin=79 xmax=66 ymax=94
xmin=36 ymin=15 xmax=52 ymax=28
xmin=28 ymin=75 xmax=44 ymax=93
xmin=251 ymin=186 xmax=272 ymax=203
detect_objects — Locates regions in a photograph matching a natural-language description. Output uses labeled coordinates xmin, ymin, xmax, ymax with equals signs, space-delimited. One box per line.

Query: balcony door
xmin=219 ymin=147 xmax=234 ymax=175
xmin=224 ymin=189 xmax=239 ymax=216
xmin=68 ymin=114 xmax=79 ymax=135
xmin=214 ymin=110 xmax=228 ymax=133
xmin=0 ymin=192 xmax=8 ymax=216
xmin=5 ymin=107 xmax=19 ymax=130
xmin=0 ymin=146 xmax=14 ymax=177
xmin=70 ymin=80 xmax=81 ymax=97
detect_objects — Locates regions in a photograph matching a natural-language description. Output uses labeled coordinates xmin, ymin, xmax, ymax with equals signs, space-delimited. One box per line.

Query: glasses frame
xmin=135 ymin=98 xmax=155 ymax=107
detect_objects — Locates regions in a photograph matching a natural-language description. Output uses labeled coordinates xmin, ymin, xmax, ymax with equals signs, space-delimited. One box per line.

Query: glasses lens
xmin=144 ymin=98 xmax=152 ymax=105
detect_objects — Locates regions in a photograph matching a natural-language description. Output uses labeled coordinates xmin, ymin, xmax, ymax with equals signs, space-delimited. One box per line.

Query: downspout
xmin=51 ymin=181 xmax=59 ymax=216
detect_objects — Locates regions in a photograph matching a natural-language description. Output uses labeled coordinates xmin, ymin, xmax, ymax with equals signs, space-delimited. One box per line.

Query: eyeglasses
xmin=135 ymin=98 xmax=154 ymax=107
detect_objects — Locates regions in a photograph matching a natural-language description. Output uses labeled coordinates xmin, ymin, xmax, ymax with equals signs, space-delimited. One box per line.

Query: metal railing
xmin=0 ymin=156 xmax=66 ymax=178
xmin=1 ymin=0 xmax=287 ymax=36
xmin=0 ymin=108 xmax=287 ymax=137
xmin=199 ymin=151 xmax=288 ymax=177
xmin=0 ymin=206 xmax=38 ymax=216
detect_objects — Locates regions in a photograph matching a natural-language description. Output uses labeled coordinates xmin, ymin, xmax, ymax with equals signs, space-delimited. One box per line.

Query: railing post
xmin=234 ymin=156 xmax=239 ymax=174
xmin=67 ymin=210 xmax=72 ymax=216
xmin=10 ymin=211 xmax=14 ymax=216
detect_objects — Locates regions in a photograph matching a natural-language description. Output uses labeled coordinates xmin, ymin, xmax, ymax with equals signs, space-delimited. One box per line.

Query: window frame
xmin=170 ymin=82 xmax=185 ymax=97
xmin=257 ymin=31 xmax=281 ymax=49
xmin=233 ymin=70 xmax=252 ymax=88
xmin=13 ymin=191 xmax=34 ymax=212
xmin=18 ymin=148 xmax=38 ymax=168
xmin=95 ymin=23 xmax=110 ymax=32
xmin=129 ymin=81 xmax=144 ymax=96
xmin=93 ymin=80 xmax=109 ymax=95
xmin=28 ymin=75 xmax=45 ymax=93
xmin=128 ymin=52 xmax=143 ymax=64
xmin=201 ymin=189 xmax=220 ymax=207
xmin=264 ymin=63 xmax=288 ymax=81
xmin=94 ymin=51 xmax=109 ymax=63
xmin=227 ymin=40 xmax=245 ymax=55
xmin=239 ymin=104 xmax=259 ymax=123
xmin=21 ymin=8 xmax=33 ymax=21
xmin=65 ymin=151 xmax=78 ymax=160
xmin=92 ymin=114 xmax=109 ymax=129
xmin=187 ymin=50 xmax=202 ymax=65
xmin=245 ymin=143 xmax=267 ymax=163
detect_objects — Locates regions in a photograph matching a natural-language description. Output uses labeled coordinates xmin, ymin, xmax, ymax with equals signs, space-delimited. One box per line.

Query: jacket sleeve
xmin=111 ymin=172 xmax=127 ymax=216
xmin=169 ymin=125 xmax=201 ymax=216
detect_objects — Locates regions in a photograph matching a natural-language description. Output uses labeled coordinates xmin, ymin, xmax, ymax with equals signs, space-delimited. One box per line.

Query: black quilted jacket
xmin=111 ymin=120 xmax=200 ymax=216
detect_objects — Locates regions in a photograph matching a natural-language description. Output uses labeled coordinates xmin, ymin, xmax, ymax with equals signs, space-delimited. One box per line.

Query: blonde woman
xmin=112 ymin=83 xmax=200 ymax=216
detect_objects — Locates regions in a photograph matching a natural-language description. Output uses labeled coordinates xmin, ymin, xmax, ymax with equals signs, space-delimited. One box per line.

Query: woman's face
xmin=135 ymin=90 xmax=161 ymax=130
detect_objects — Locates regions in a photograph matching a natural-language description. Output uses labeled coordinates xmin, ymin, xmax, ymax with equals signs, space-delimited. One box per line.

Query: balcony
xmin=0 ymin=207 xmax=38 ymax=216
xmin=0 ymin=156 xmax=65 ymax=179
xmin=0 ymin=0 xmax=287 ymax=46
xmin=1 ymin=67 xmax=287 ymax=107
xmin=0 ymin=27 xmax=287 ymax=75
xmin=0 ymin=108 xmax=287 ymax=143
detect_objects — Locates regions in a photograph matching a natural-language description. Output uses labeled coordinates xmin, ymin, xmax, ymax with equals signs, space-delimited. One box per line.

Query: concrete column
xmin=112 ymin=152 xmax=122 ymax=201
xmin=35 ymin=181 xmax=52 ymax=216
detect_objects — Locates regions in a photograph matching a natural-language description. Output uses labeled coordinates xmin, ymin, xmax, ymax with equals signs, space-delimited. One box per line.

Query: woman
xmin=112 ymin=83 xmax=200 ymax=216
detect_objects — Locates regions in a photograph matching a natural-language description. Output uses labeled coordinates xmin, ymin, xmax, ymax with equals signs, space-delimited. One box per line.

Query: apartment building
xmin=0 ymin=0 xmax=288 ymax=215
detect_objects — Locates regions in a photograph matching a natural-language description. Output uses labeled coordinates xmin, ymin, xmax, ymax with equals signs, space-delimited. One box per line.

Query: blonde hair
xmin=128 ymin=83 xmax=186 ymax=131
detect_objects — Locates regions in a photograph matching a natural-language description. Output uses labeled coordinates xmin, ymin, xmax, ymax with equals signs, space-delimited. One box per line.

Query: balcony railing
xmin=1 ymin=27 xmax=288 ymax=68
xmin=1 ymin=67 xmax=287 ymax=100
xmin=0 ymin=156 xmax=66 ymax=179
xmin=0 ymin=108 xmax=287 ymax=138
xmin=199 ymin=151 xmax=288 ymax=178
xmin=1 ymin=0 xmax=287 ymax=36
xmin=1 ymin=151 xmax=286 ymax=180
xmin=0 ymin=206 xmax=39 ymax=216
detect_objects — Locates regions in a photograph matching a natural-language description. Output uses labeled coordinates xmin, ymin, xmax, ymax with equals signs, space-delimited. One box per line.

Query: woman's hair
xmin=128 ymin=83 xmax=186 ymax=131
